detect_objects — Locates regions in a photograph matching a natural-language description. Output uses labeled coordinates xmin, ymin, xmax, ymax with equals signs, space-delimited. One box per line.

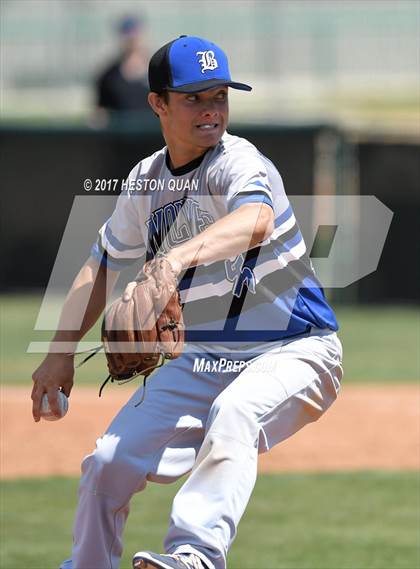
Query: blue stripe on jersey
xmin=184 ymin=329 xmax=313 ymax=342
xmin=178 ymin=229 xmax=304 ymax=293
xmin=184 ymin=282 xmax=338 ymax=343
xmin=229 ymin=194 xmax=273 ymax=212
xmin=297 ymin=286 xmax=339 ymax=330
xmin=232 ymin=277 xmax=338 ymax=332
xmin=272 ymin=228 xmax=303 ymax=254
xmin=184 ymin=285 xmax=302 ymax=333
xmin=104 ymin=222 xmax=144 ymax=252
xmin=274 ymin=205 xmax=293 ymax=228
xmin=243 ymin=180 xmax=271 ymax=191
xmin=90 ymin=242 xmax=138 ymax=270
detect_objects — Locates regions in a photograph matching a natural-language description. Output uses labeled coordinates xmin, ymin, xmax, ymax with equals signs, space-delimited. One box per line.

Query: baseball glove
xmin=100 ymin=254 xmax=184 ymax=396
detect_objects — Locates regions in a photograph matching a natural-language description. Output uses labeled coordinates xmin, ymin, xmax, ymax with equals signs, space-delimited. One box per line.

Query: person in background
xmin=94 ymin=15 xmax=150 ymax=125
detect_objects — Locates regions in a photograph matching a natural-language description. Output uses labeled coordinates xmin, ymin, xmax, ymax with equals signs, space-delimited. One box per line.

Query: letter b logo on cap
xmin=196 ymin=50 xmax=218 ymax=73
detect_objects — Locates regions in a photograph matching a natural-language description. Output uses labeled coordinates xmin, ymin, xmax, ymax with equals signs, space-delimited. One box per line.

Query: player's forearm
xmin=51 ymin=257 xmax=119 ymax=353
xmin=167 ymin=203 xmax=274 ymax=271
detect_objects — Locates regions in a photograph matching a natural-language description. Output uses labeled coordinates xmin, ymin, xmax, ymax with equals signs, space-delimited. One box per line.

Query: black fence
xmin=1 ymin=122 xmax=419 ymax=302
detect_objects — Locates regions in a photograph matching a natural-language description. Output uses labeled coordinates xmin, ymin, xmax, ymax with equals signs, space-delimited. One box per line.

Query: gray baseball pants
xmin=60 ymin=330 xmax=343 ymax=569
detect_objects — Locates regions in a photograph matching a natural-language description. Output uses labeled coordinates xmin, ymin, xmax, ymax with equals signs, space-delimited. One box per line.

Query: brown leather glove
xmin=101 ymin=254 xmax=184 ymax=387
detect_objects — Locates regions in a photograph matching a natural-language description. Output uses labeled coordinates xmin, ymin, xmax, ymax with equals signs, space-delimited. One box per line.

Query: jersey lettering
xmin=225 ymin=253 xmax=257 ymax=298
xmin=146 ymin=198 xmax=215 ymax=256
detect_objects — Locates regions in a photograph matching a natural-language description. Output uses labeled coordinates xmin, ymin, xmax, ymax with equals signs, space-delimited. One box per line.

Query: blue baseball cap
xmin=148 ymin=35 xmax=252 ymax=94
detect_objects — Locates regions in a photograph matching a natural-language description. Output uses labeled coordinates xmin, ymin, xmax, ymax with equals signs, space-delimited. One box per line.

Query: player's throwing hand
xmin=31 ymin=353 xmax=74 ymax=422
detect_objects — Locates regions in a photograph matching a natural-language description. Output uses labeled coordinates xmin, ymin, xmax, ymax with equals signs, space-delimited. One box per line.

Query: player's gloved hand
xmin=122 ymin=252 xmax=183 ymax=302
xmin=31 ymin=353 xmax=74 ymax=422
xmin=102 ymin=251 xmax=185 ymax=388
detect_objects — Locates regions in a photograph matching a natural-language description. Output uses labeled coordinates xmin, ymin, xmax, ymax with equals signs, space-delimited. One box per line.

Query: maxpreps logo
xmin=193 ymin=357 xmax=275 ymax=374
xmin=196 ymin=50 xmax=218 ymax=73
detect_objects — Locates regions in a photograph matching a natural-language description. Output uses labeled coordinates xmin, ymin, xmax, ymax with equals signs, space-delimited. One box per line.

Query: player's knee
xmin=208 ymin=390 xmax=252 ymax=424
xmin=81 ymin=435 xmax=147 ymax=496
xmin=206 ymin=393 xmax=260 ymax=447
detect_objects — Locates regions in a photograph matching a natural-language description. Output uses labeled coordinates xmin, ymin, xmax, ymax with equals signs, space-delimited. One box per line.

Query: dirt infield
xmin=1 ymin=384 xmax=419 ymax=479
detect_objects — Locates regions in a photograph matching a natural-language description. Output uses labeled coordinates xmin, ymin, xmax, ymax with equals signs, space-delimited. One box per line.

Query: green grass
xmin=0 ymin=295 xmax=419 ymax=385
xmin=1 ymin=472 xmax=418 ymax=569
xmin=335 ymin=305 xmax=419 ymax=383
xmin=0 ymin=294 xmax=106 ymax=386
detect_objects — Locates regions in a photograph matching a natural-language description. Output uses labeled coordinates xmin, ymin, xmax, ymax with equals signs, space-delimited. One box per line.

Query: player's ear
xmin=148 ymin=92 xmax=168 ymax=118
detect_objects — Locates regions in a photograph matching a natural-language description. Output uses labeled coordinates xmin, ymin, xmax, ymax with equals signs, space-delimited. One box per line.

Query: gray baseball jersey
xmin=92 ymin=132 xmax=338 ymax=349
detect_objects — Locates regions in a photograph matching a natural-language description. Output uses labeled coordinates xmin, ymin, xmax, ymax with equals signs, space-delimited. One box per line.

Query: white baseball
xmin=40 ymin=391 xmax=69 ymax=421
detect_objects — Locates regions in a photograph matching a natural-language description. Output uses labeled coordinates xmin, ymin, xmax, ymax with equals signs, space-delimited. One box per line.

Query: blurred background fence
xmin=1 ymin=0 xmax=419 ymax=123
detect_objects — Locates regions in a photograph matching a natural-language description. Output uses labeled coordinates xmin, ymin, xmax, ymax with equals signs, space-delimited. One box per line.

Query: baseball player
xmin=32 ymin=36 xmax=343 ymax=569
